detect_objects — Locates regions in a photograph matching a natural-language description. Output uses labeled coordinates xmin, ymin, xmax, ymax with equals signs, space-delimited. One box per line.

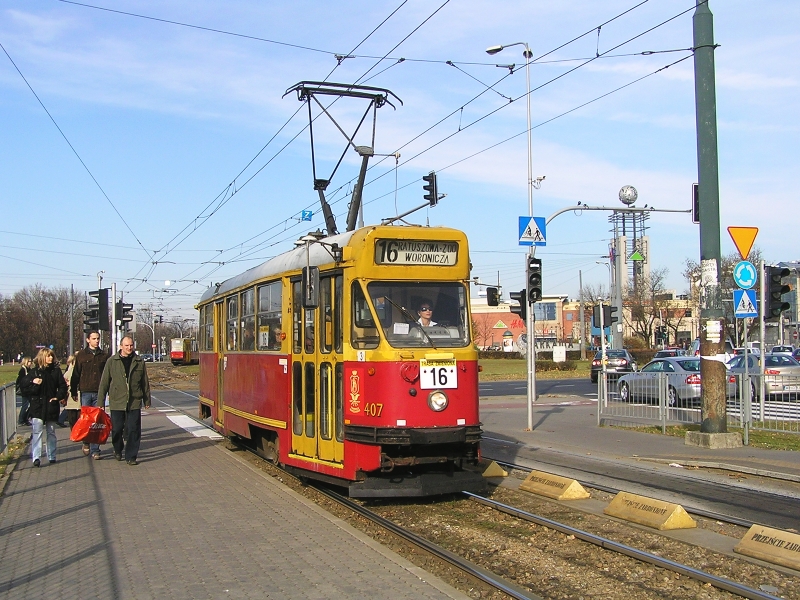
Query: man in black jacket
xmin=70 ymin=330 xmax=109 ymax=459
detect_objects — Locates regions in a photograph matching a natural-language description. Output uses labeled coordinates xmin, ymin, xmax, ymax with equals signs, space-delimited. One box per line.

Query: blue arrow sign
xmin=733 ymin=288 xmax=759 ymax=318
xmin=518 ymin=216 xmax=546 ymax=246
xmin=733 ymin=260 xmax=757 ymax=289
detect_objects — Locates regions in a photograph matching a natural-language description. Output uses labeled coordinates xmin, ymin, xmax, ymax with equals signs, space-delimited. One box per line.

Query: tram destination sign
xmin=374 ymin=239 xmax=458 ymax=266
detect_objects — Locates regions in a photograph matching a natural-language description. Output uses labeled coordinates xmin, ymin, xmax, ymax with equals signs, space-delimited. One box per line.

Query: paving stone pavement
xmin=0 ymin=411 xmax=468 ymax=600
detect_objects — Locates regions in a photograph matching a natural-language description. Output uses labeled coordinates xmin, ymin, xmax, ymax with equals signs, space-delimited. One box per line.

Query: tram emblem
xmin=349 ymin=369 xmax=361 ymax=413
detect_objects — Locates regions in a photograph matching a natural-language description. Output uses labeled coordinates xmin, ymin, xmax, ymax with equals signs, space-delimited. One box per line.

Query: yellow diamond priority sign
xmin=727 ymin=226 xmax=758 ymax=261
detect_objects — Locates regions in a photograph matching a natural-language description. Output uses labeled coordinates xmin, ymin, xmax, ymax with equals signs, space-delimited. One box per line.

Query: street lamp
xmin=487 ymin=41 xmax=537 ymax=431
xmin=486 ymin=42 xmax=533 ymax=216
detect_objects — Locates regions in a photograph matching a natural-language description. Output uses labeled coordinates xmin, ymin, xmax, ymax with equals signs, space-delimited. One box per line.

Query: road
xmin=480 ymin=377 xmax=596 ymax=399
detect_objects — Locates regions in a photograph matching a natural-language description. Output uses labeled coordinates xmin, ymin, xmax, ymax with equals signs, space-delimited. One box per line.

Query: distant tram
xmin=196 ymin=224 xmax=486 ymax=497
xmin=170 ymin=338 xmax=199 ymax=366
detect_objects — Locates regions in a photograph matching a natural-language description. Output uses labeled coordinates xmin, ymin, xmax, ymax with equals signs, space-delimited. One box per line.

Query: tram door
xmin=291 ymin=274 xmax=345 ymax=463
xmin=214 ymin=299 xmax=225 ymax=427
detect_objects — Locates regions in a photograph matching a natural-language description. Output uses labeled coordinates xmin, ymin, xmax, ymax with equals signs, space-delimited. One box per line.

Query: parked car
xmin=617 ymin=357 xmax=736 ymax=407
xmin=793 ymin=348 xmax=800 ymax=362
xmin=140 ymin=353 xmax=154 ymax=362
xmin=771 ymin=345 xmax=794 ymax=356
xmin=688 ymin=337 xmax=734 ymax=361
xmin=727 ymin=353 xmax=800 ymax=399
xmin=590 ymin=349 xmax=637 ymax=383
xmin=653 ymin=349 xmax=684 ymax=359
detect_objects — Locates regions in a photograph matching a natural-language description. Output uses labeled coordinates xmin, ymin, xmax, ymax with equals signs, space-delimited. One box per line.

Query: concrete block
xmin=735 ymin=525 xmax=800 ymax=570
xmin=519 ymin=469 xmax=590 ymax=500
xmin=685 ymin=431 xmax=743 ymax=449
xmin=604 ymin=491 xmax=697 ymax=530
xmin=482 ymin=461 xmax=508 ymax=477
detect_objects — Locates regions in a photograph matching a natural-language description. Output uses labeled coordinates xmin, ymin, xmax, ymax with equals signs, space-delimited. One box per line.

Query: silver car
xmin=617 ymin=357 xmax=736 ymax=407
xmin=727 ymin=353 xmax=800 ymax=399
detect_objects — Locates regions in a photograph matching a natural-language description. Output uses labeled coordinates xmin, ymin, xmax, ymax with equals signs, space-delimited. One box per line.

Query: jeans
xmin=17 ymin=395 xmax=30 ymax=425
xmin=111 ymin=409 xmax=141 ymax=461
xmin=80 ymin=392 xmax=102 ymax=455
xmin=31 ymin=418 xmax=57 ymax=462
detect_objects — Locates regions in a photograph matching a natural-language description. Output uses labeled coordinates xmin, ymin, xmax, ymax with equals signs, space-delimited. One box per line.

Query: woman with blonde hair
xmin=58 ymin=354 xmax=79 ymax=428
xmin=20 ymin=348 xmax=67 ymax=467
xmin=15 ymin=357 xmax=34 ymax=426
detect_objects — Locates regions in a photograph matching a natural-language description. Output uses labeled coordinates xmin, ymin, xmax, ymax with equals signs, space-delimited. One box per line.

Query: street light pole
xmin=487 ymin=41 xmax=537 ymax=430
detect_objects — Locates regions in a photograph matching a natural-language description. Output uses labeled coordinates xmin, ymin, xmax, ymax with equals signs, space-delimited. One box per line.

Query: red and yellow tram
xmin=196 ymin=224 xmax=485 ymax=497
xmin=170 ymin=337 xmax=199 ymax=366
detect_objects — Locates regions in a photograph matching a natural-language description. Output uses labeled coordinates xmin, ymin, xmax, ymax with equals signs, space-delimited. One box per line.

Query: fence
xmin=1 ymin=383 xmax=18 ymax=455
xmin=597 ymin=372 xmax=800 ymax=441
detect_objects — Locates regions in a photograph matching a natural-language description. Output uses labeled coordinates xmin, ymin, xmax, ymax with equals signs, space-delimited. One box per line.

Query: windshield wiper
xmin=380 ymin=296 xmax=438 ymax=349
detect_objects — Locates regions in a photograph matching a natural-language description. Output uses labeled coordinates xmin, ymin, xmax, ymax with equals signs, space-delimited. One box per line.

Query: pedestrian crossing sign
xmin=519 ymin=216 xmax=546 ymax=246
xmin=733 ymin=288 xmax=758 ymax=318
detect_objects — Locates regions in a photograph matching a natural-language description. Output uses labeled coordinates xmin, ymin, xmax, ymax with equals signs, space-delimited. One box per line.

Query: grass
xmin=0 ymin=364 xmax=20 ymax=387
xmin=617 ymin=423 xmax=800 ymax=452
xmin=479 ymin=358 xmax=591 ymax=381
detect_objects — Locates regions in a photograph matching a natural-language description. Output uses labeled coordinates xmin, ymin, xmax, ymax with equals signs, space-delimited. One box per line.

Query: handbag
xmin=70 ymin=406 xmax=112 ymax=444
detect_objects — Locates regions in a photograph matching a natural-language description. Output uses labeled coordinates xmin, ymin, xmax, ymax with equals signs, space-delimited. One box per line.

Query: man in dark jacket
xmin=98 ymin=336 xmax=151 ymax=465
xmin=71 ymin=330 xmax=109 ymax=459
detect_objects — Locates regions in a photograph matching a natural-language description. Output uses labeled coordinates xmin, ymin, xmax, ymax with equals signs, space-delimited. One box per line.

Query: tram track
xmin=150 ymin=384 xmax=794 ymax=598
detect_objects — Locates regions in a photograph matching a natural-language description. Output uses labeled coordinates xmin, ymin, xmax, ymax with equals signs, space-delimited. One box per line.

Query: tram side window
xmin=320 ymin=277 xmax=332 ymax=354
xmin=257 ymin=281 xmax=283 ymax=351
xmin=226 ymin=295 xmax=238 ymax=351
xmin=202 ymin=305 xmax=213 ymax=351
xmin=241 ymin=288 xmax=255 ymax=351
xmin=351 ymin=282 xmax=379 ymax=350
xmin=292 ymin=281 xmax=302 ymax=354
xmin=203 ymin=304 xmax=214 ymax=351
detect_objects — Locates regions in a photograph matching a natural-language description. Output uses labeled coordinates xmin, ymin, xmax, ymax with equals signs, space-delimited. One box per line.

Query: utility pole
xmin=579 ymin=270 xmax=586 ymax=360
xmin=693 ymin=0 xmax=728 ymax=438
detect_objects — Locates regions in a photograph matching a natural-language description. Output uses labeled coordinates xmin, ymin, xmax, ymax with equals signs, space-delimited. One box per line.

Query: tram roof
xmin=199 ymin=229 xmax=356 ymax=304
xmin=198 ymin=224 xmax=468 ymax=304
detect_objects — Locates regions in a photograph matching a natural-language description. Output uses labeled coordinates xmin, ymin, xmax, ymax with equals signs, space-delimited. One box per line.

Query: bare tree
xmin=472 ymin=316 xmax=495 ymax=349
xmin=624 ymin=267 xmax=670 ymax=346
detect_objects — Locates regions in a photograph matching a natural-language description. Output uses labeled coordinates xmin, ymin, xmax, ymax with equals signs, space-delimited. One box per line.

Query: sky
xmin=1 ymin=0 xmax=797 ymax=322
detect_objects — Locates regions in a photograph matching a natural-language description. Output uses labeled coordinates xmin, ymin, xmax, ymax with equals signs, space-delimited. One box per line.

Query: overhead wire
xmin=0 ymin=41 xmax=154 ymax=263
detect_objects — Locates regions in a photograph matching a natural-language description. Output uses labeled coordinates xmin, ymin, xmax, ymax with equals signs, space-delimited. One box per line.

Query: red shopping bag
xmin=70 ymin=406 xmax=112 ymax=444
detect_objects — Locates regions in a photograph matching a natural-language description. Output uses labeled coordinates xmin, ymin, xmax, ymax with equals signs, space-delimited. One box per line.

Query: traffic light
xmin=422 ymin=171 xmax=438 ymax=205
xmin=603 ymin=305 xmax=618 ymax=326
xmin=509 ymin=289 xmax=527 ymax=321
xmin=116 ymin=300 xmax=133 ymax=328
xmin=765 ymin=266 xmax=791 ymax=321
xmin=527 ymin=257 xmax=542 ymax=304
xmin=83 ymin=305 xmax=98 ymax=333
xmin=85 ymin=288 xmax=109 ymax=331
xmin=486 ymin=286 xmax=500 ymax=306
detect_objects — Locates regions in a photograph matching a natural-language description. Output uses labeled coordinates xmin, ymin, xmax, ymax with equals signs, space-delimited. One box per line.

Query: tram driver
xmin=416 ymin=301 xmax=437 ymax=327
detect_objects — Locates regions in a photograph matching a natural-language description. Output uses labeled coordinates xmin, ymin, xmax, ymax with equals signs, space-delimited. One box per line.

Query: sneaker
xmin=127 ymin=459 xmax=138 ymax=466
xmin=92 ymin=453 xmax=102 ymax=460
xmin=114 ymin=453 xmax=123 ymax=461
xmin=33 ymin=459 xmax=40 ymax=467
xmin=82 ymin=445 xmax=90 ymax=456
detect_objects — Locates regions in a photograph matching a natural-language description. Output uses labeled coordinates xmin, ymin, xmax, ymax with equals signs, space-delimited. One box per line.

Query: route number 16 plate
xmin=420 ymin=359 xmax=457 ymax=389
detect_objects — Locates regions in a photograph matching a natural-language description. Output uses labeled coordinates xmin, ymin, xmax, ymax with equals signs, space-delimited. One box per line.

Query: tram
xmin=170 ymin=338 xmax=199 ymax=366
xmin=196 ymin=224 xmax=486 ymax=497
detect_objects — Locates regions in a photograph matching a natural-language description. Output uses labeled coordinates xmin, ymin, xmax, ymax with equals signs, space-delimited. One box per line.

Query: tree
xmin=624 ymin=267 xmax=670 ymax=346
xmin=0 ymin=285 xmax=82 ymax=360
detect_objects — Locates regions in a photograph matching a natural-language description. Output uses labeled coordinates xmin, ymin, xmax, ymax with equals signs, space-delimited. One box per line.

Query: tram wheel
xmin=258 ymin=432 xmax=280 ymax=465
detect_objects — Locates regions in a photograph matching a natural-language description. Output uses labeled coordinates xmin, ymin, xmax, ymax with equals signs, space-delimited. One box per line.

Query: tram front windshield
xmin=366 ymin=282 xmax=470 ymax=348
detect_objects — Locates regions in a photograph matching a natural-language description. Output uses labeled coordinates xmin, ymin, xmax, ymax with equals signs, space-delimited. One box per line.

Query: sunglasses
xmin=420 ymin=307 xmax=432 ymax=311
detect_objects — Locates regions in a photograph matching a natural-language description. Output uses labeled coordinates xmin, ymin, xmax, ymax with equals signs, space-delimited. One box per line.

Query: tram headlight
xmin=427 ymin=390 xmax=448 ymax=412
